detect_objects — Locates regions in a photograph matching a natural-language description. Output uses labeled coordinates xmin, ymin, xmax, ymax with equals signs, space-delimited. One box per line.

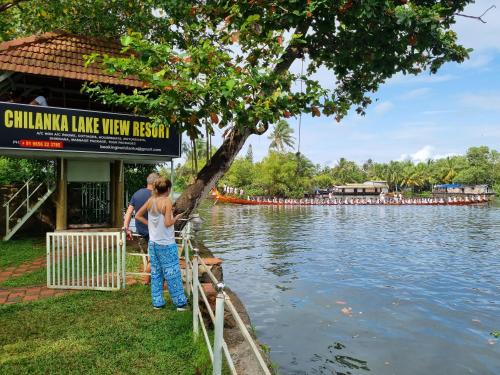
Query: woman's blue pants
xmin=149 ymin=241 xmax=188 ymax=308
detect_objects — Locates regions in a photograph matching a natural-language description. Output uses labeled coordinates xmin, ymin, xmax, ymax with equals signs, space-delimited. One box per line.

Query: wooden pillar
xmin=55 ymin=158 xmax=67 ymax=230
xmin=111 ymin=160 xmax=124 ymax=228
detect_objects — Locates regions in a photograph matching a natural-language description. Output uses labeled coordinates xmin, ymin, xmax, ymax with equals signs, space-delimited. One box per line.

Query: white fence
xmin=46 ymin=232 xmax=126 ymax=291
xmin=45 ymin=225 xmax=271 ymax=374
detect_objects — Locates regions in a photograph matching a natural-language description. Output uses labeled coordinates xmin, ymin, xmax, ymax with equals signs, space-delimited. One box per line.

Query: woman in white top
xmin=136 ymin=178 xmax=187 ymax=310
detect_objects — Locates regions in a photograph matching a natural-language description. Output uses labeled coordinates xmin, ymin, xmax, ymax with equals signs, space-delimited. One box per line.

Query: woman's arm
xmin=163 ymin=198 xmax=184 ymax=227
xmin=135 ymin=198 xmax=151 ymax=226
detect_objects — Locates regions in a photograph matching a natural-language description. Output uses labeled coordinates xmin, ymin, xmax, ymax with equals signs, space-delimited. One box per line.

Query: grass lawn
xmin=0 ymin=267 xmax=46 ymax=287
xmin=0 ymin=239 xmax=143 ymax=288
xmin=0 ymin=238 xmax=45 ymax=270
xmin=0 ymin=285 xmax=215 ymax=374
xmin=0 ymin=238 xmax=225 ymax=374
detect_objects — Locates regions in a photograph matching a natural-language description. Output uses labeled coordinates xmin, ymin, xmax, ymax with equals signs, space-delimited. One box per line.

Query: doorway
xmin=68 ymin=182 xmax=111 ymax=226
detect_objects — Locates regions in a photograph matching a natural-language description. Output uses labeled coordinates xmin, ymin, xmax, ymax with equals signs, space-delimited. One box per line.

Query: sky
xmin=211 ymin=1 xmax=500 ymax=167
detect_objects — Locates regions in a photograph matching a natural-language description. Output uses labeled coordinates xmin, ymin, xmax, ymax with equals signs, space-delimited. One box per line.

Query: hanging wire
xmin=297 ymin=57 xmax=304 ymax=156
xmin=296 ymin=57 xmax=305 ymax=176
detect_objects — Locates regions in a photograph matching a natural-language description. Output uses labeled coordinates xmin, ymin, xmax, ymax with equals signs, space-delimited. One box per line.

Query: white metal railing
xmin=4 ymin=177 xmax=55 ymax=240
xmin=46 ymin=232 xmax=126 ymax=291
xmin=181 ymin=223 xmax=272 ymax=375
xmin=43 ymin=220 xmax=271 ymax=373
xmin=125 ymin=229 xmax=185 ymax=279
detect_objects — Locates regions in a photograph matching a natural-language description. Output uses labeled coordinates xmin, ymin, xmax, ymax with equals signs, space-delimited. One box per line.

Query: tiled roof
xmin=0 ymin=31 xmax=144 ymax=88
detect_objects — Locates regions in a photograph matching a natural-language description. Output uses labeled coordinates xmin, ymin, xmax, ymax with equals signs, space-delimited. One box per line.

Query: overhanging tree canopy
xmin=1 ymin=0 xmax=476 ymax=224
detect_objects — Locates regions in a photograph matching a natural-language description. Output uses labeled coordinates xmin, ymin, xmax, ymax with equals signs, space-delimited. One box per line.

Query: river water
xmin=197 ymin=202 xmax=500 ymax=375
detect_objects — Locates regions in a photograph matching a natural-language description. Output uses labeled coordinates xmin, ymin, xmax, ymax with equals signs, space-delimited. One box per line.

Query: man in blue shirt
xmin=123 ymin=172 xmax=159 ymax=284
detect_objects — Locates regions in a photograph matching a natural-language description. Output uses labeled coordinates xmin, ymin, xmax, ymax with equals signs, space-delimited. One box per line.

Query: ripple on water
xmin=198 ymin=203 xmax=500 ymax=375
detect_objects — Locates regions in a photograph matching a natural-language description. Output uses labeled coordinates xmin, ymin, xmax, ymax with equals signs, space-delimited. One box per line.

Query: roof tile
xmin=0 ymin=32 xmax=143 ymax=88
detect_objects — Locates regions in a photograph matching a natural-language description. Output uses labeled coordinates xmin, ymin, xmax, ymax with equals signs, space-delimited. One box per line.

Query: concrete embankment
xmin=193 ymin=239 xmax=274 ymax=375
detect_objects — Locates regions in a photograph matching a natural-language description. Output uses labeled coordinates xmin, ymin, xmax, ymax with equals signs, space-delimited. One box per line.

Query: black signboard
xmin=0 ymin=102 xmax=181 ymax=159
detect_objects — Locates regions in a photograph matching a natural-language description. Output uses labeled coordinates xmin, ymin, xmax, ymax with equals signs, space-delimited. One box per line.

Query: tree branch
xmin=455 ymin=5 xmax=496 ymax=24
xmin=274 ymin=19 xmax=312 ymax=74
xmin=0 ymin=0 xmax=29 ymax=13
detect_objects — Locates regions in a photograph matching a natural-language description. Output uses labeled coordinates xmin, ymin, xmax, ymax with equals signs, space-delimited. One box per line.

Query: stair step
xmin=3 ymin=186 xmax=55 ymax=241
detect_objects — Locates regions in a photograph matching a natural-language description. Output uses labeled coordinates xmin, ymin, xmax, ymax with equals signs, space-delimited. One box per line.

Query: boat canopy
xmin=434 ymin=183 xmax=463 ymax=188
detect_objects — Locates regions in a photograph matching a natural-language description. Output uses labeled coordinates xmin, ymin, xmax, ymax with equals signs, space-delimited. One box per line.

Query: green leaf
xmin=225 ymin=79 xmax=236 ymax=91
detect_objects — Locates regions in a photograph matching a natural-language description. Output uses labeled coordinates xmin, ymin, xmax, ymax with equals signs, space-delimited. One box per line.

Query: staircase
xmin=3 ymin=177 xmax=56 ymax=241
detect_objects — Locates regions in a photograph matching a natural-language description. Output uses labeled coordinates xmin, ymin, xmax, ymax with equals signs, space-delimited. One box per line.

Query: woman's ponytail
xmin=153 ymin=177 xmax=172 ymax=196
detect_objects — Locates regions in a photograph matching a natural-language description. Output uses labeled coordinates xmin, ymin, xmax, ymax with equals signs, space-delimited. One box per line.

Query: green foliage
xmin=221 ymin=157 xmax=255 ymax=189
xmin=218 ymin=146 xmax=499 ymax=197
xmin=331 ymin=158 xmax=366 ymax=184
xmin=0 ymin=1 xmax=475 ymax=208
xmin=312 ymin=171 xmax=335 ymax=189
xmin=221 ymin=152 xmax=314 ymax=198
xmin=0 ymin=0 xmax=172 ymax=42
xmin=268 ymin=120 xmax=295 ymax=152
xmin=164 ymin=140 xmax=218 ymax=192
xmin=255 ymin=152 xmax=309 ymax=197
xmin=454 ymin=146 xmax=497 ymax=186
xmin=1 ymin=0 xmax=471 ymax=141
xmin=124 ymin=163 xmax=158 ymax=197
xmin=0 ymin=157 xmax=54 ymax=185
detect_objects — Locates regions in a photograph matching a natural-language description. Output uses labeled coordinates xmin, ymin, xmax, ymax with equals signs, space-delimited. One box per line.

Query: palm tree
xmin=400 ymin=162 xmax=430 ymax=192
xmin=385 ymin=161 xmax=404 ymax=191
xmin=268 ymin=120 xmax=295 ymax=152
xmin=442 ymin=156 xmax=459 ymax=183
xmin=331 ymin=158 xmax=365 ymax=183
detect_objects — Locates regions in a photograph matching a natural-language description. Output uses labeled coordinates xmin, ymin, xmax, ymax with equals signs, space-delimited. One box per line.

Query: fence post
xmin=184 ymin=225 xmax=191 ymax=297
xmin=213 ymin=282 xmax=225 ymax=375
xmin=121 ymin=231 xmax=126 ymax=289
xmin=46 ymin=233 xmax=50 ymax=287
xmin=192 ymin=247 xmax=199 ymax=339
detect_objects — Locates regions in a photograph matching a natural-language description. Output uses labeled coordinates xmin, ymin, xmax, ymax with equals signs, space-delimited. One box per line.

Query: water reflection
xmin=198 ymin=203 xmax=500 ymax=375
xmin=309 ymin=343 xmax=370 ymax=375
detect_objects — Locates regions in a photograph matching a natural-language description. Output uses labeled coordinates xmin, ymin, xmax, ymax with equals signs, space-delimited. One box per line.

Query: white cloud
xmin=400 ymin=145 xmax=461 ymax=163
xmin=460 ymin=93 xmax=500 ymax=111
xmin=434 ymin=152 xmax=459 ymax=160
xmin=374 ymin=101 xmax=394 ymax=115
xmin=400 ymin=87 xmax=431 ymax=100
xmin=411 ymin=145 xmax=433 ymax=162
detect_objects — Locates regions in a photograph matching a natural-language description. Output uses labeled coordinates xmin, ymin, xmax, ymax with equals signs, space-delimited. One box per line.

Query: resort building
xmin=331 ymin=181 xmax=389 ymax=196
xmin=0 ymin=32 xmax=180 ymax=240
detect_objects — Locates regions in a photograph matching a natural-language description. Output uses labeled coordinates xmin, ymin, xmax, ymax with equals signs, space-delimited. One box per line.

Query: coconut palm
xmin=384 ymin=161 xmax=404 ymax=191
xmin=400 ymin=162 xmax=431 ymax=192
xmin=331 ymin=158 xmax=366 ymax=183
xmin=442 ymin=156 xmax=460 ymax=183
xmin=268 ymin=120 xmax=295 ymax=152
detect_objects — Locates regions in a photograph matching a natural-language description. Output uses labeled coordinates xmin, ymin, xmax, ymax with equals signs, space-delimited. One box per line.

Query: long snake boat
xmin=210 ymin=189 xmax=490 ymax=206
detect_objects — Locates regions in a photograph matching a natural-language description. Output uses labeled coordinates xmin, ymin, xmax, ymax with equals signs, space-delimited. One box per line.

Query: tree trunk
xmin=174 ymin=128 xmax=251 ymax=228
xmin=173 ymin=20 xmax=311 ymax=229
